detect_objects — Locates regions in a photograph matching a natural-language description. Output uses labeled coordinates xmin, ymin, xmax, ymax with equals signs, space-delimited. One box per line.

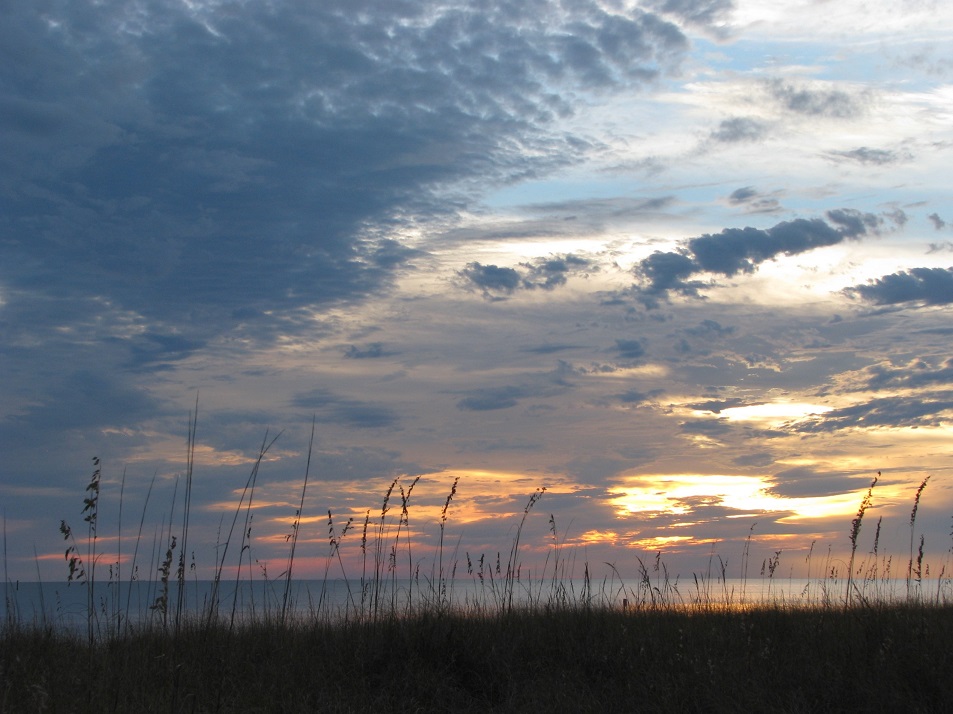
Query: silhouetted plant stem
xmin=282 ymin=417 xmax=315 ymax=626
xmin=846 ymin=473 xmax=878 ymax=608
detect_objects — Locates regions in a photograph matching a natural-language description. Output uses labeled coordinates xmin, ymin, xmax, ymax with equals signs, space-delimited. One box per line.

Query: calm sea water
xmin=3 ymin=575 xmax=949 ymax=634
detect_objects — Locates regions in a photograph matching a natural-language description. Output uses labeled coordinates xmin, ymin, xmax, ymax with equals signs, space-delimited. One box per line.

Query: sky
xmin=3 ymin=0 xmax=953 ymax=586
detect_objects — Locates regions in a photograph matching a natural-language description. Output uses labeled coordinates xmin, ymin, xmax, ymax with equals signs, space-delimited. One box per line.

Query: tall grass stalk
xmin=123 ymin=470 xmax=157 ymax=637
xmin=846 ymin=473 xmax=878 ymax=608
xmin=206 ymin=430 xmax=280 ymax=629
xmin=504 ymin=487 xmax=545 ymax=613
xmin=394 ymin=475 xmax=420 ymax=612
xmin=174 ymin=397 xmax=198 ymax=633
xmin=282 ymin=417 xmax=315 ymax=626
xmin=2 ymin=510 xmax=11 ymax=629
xmin=437 ymin=476 xmax=460 ymax=606
xmin=370 ymin=477 xmax=398 ymax=619
xmin=907 ymin=475 xmax=930 ymax=598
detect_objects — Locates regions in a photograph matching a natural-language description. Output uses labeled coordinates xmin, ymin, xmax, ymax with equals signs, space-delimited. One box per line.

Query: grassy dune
xmin=3 ymin=604 xmax=953 ymax=712
xmin=2 ymin=450 xmax=952 ymax=711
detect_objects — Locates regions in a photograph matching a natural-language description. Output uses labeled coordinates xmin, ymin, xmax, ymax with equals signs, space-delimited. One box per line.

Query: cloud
xmin=614 ymin=339 xmax=646 ymax=359
xmin=853 ymin=358 xmax=953 ymax=391
xmin=727 ymin=186 xmax=783 ymax=214
xmin=765 ymin=79 xmax=867 ymax=119
xmin=291 ymin=388 xmax=400 ymax=429
xmin=636 ymin=250 xmax=700 ymax=296
xmin=0 ymin=370 xmax=159 ymax=437
xmin=688 ymin=398 xmax=746 ymax=414
xmin=521 ymin=254 xmax=597 ymax=290
xmin=732 ymin=452 xmax=774 ymax=468
xmin=680 ymin=418 xmax=732 ymax=436
xmin=845 ymin=267 xmax=953 ymax=306
xmin=519 ymin=196 xmax=674 ymax=220
xmin=684 ymin=319 xmax=735 ymax=339
xmin=768 ymin=467 xmax=869 ymax=498
xmin=710 ymin=117 xmax=767 ymax=143
xmin=522 ymin=344 xmax=583 ymax=355
xmin=615 ymin=389 xmax=655 ymax=404
xmin=645 ymin=0 xmax=735 ymax=37
xmin=459 ymin=254 xmax=596 ymax=298
xmin=344 ymin=343 xmax=394 ymax=359
xmin=455 ymin=362 xmax=576 ymax=411
xmin=0 ymin=0 xmax=688 ymax=353
xmin=928 ymin=213 xmax=947 ymax=230
xmin=459 ymin=263 xmax=523 ymax=297
xmin=826 ymin=147 xmax=910 ymax=165
xmin=634 ymin=210 xmax=880 ymax=300
xmin=456 ymin=386 xmax=528 ymax=411
xmin=791 ymin=394 xmax=953 ymax=432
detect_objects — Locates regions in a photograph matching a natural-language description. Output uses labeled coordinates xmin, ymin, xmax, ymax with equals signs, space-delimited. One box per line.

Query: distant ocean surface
xmin=3 ymin=576 xmax=948 ymax=633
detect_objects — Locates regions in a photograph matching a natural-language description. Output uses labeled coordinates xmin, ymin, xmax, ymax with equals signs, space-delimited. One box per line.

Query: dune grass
xmin=3 ymin=603 xmax=953 ymax=712
xmin=3 ymin=429 xmax=953 ymax=711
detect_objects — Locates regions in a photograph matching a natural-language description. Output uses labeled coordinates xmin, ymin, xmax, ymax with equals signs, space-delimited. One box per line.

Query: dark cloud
xmin=564 ymin=456 xmax=632 ymax=482
xmin=928 ymin=213 xmax=946 ymax=230
xmin=690 ymin=219 xmax=847 ymax=275
xmin=518 ymin=195 xmax=675 ymax=221
xmin=304 ymin=446 xmax=422 ymax=483
xmin=732 ymin=452 xmax=774 ymax=468
xmin=614 ymin=339 xmax=646 ymax=359
xmin=791 ymin=394 xmax=953 ymax=432
xmin=0 ymin=0 xmax=687 ymax=368
xmin=845 ymin=267 xmax=953 ymax=306
xmin=455 ymin=362 xmax=575 ymax=411
xmin=680 ymin=418 xmax=732 ymax=436
xmin=459 ymin=262 xmax=523 ymax=297
xmin=727 ymin=186 xmax=782 ymax=213
xmin=826 ymin=147 xmax=909 ymax=165
xmin=616 ymin=389 xmax=655 ymax=404
xmin=291 ymin=388 xmax=400 ymax=428
xmin=645 ymin=0 xmax=735 ymax=36
xmin=634 ymin=210 xmax=880 ymax=300
xmin=710 ymin=116 xmax=767 ymax=143
xmin=521 ymin=253 xmax=597 ymax=290
xmin=456 ymin=386 xmax=527 ymax=411
xmin=459 ymin=254 xmax=596 ymax=298
xmin=688 ymin=398 xmax=746 ymax=414
xmin=729 ymin=187 xmax=758 ymax=204
xmin=522 ymin=344 xmax=582 ymax=355
xmin=0 ymin=369 xmax=159 ymax=439
xmin=126 ymin=333 xmax=208 ymax=372
xmin=854 ymin=358 xmax=953 ymax=391
xmin=825 ymin=208 xmax=883 ymax=237
xmin=768 ymin=467 xmax=869 ymax=498
xmin=636 ymin=250 xmax=700 ymax=296
xmin=765 ymin=79 xmax=866 ymax=118
xmin=685 ymin=319 xmax=735 ymax=338
xmin=344 ymin=343 xmax=393 ymax=359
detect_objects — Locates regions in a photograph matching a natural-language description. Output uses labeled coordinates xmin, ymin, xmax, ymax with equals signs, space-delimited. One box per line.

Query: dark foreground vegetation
xmin=3 ymin=603 xmax=953 ymax=712
xmin=3 ymin=434 xmax=952 ymax=711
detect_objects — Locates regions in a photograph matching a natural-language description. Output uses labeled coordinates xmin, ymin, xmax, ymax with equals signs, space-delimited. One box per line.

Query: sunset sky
xmin=3 ymin=0 xmax=953 ymax=584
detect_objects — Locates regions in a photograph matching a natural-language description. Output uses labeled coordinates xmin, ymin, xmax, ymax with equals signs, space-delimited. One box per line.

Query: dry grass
xmin=3 ymin=603 xmax=953 ymax=712
xmin=4 ymin=433 xmax=953 ymax=711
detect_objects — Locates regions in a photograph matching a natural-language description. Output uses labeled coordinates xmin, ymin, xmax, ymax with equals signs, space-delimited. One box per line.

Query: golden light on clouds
xmin=608 ymin=472 xmax=869 ymax=524
xmin=717 ymin=402 xmax=833 ymax=423
xmin=609 ymin=474 xmax=780 ymax=516
xmin=630 ymin=535 xmax=695 ymax=549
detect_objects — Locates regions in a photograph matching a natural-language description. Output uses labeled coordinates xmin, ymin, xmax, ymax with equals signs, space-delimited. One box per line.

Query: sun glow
xmin=715 ymin=402 xmax=832 ymax=423
xmin=609 ymin=472 xmax=865 ymax=523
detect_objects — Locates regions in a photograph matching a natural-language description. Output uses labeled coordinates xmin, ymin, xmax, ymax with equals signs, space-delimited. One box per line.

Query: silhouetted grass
xmin=3 ymin=603 xmax=953 ymax=712
xmin=4 ymin=421 xmax=953 ymax=711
